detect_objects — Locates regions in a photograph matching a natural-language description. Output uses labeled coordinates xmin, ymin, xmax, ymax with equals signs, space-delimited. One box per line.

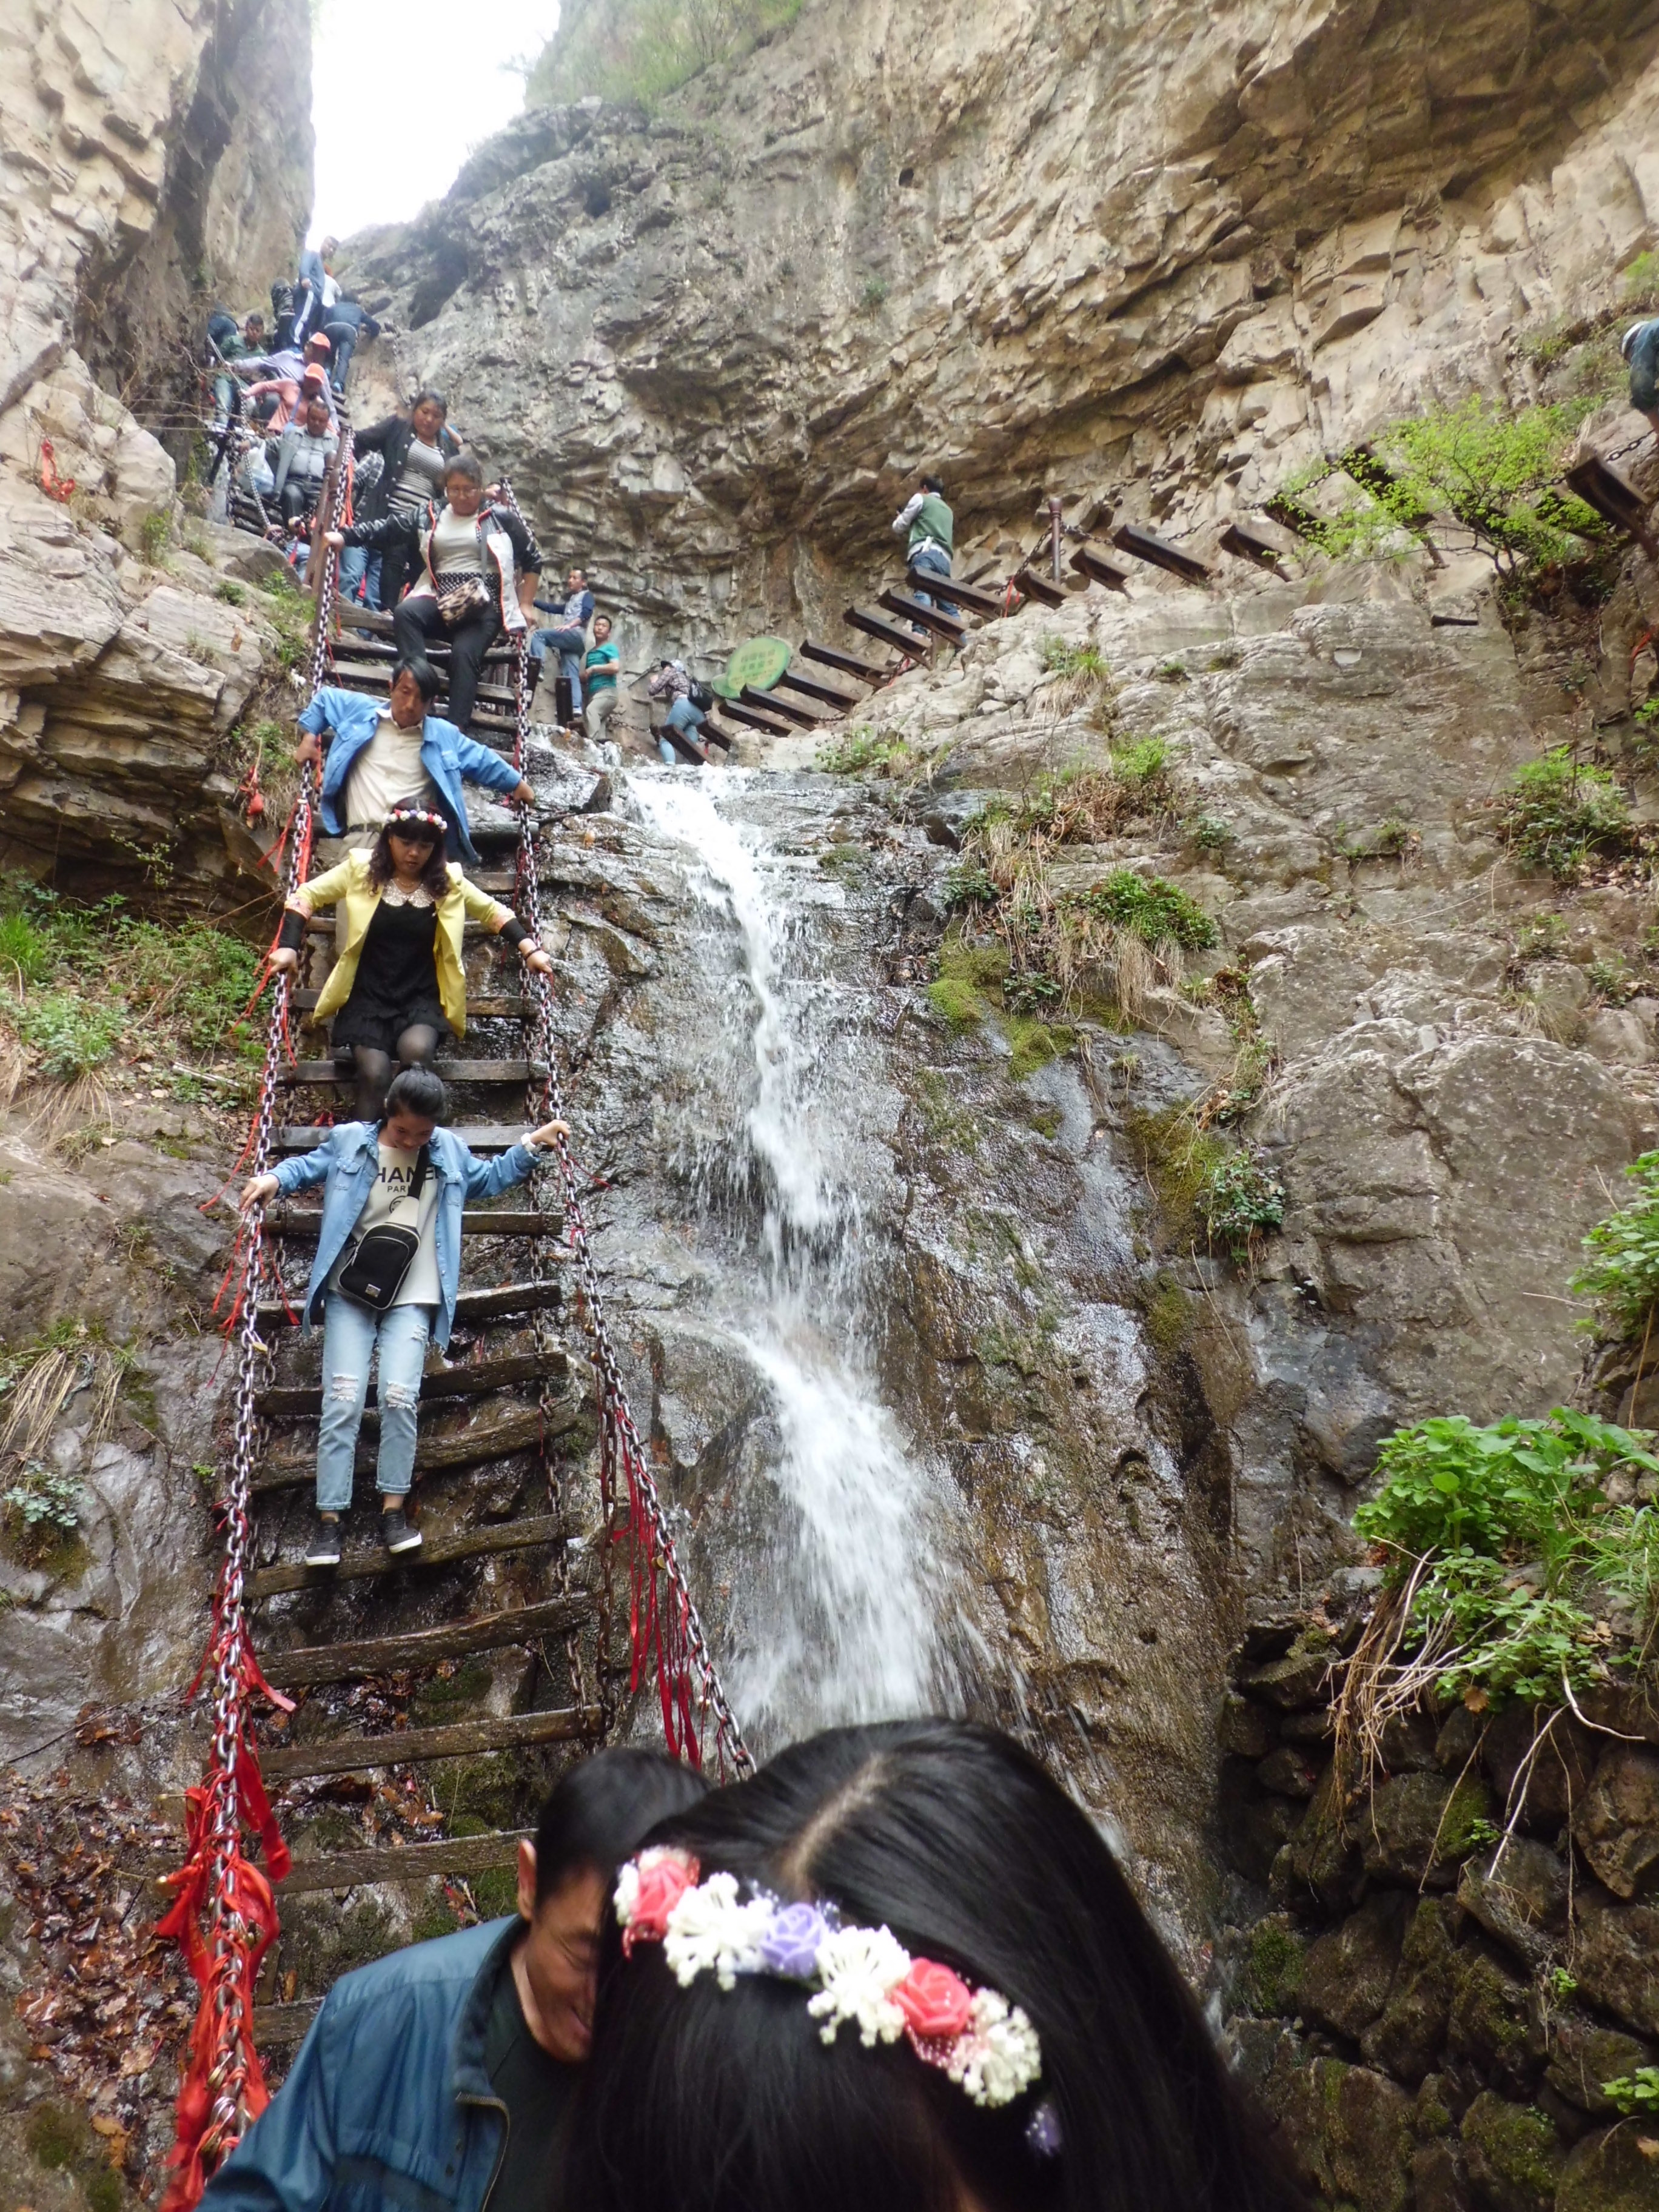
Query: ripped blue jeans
xmin=315 ymin=1295 xmax=433 ymax=1510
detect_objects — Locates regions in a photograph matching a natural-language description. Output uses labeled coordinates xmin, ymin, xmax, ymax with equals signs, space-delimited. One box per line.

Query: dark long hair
xmin=364 ymin=812 xmax=451 ymax=898
xmin=565 ymin=1720 xmax=1307 ymax=2212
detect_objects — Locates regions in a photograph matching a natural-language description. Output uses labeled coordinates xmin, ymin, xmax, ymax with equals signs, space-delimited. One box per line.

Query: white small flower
xmin=613 ymin=1860 xmax=640 ymax=1928
xmin=806 ymin=1924 xmax=913 ymax=2048
xmin=662 ymin=1871 xmax=772 ymax=1990
xmin=945 ymin=1989 xmax=1043 ymax=2107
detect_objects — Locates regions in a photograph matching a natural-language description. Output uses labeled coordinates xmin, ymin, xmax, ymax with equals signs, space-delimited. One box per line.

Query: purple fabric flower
xmin=759 ymin=1901 xmax=830 ymax=1979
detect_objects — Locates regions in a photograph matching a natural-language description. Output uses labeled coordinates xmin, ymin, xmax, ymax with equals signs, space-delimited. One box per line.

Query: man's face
xmin=568 ymin=569 xmax=584 ymax=592
xmin=515 ymin=1853 xmax=608 ymax=2063
xmin=388 ymin=670 xmax=426 ymax=725
xmin=306 ymin=400 xmax=330 ymax=435
xmin=244 ymin=318 xmax=264 ymax=345
xmin=594 ymin=619 xmax=611 ymax=642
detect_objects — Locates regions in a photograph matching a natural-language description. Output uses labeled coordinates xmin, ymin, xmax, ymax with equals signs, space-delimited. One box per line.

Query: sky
xmin=307 ymin=0 xmax=558 ymax=245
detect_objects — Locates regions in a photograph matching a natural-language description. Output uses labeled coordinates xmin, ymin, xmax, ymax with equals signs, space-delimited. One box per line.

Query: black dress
xmin=329 ymin=896 xmax=452 ymax=1057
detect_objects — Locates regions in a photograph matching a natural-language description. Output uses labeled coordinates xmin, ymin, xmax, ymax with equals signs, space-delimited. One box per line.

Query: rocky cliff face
xmin=355 ymin=0 xmax=1659 ymax=650
xmin=0 ymin=0 xmax=311 ymax=894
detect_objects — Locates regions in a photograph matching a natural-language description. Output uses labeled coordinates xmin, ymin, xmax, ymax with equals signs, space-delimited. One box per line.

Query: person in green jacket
xmin=892 ymin=471 xmax=957 ymax=614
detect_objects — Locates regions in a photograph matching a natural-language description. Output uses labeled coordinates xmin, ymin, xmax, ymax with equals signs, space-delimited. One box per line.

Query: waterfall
xmin=627 ymin=768 xmax=950 ymax=1748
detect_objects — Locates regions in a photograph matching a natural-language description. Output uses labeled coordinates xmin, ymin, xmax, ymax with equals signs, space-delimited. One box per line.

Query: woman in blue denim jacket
xmin=240 ymin=1065 xmax=567 ymax=1568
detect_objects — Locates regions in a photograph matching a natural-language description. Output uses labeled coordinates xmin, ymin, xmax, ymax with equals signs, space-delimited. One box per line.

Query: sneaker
xmin=381 ymin=1505 xmax=423 ymax=1555
xmin=304 ymin=1515 xmax=342 ymax=1568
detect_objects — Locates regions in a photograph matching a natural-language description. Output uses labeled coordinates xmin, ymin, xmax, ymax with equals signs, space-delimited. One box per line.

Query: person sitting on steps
xmin=269 ymin=391 xmax=338 ymax=532
xmin=327 ymin=454 xmax=542 ymax=737
xmin=240 ymin=1065 xmax=568 ymax=1567
xmin=530 ymin=566 xmax=595 ymax=727
xmin=891 ymin=468 xmax=957 ymax=616
xmin=199 ymin=1748 xmax=709 ymax=2212
xmin=296 ymin=658 xmax=537 ymax=867
xmin=582 ymin=615 xmax=620 ymax=743
xmin=269 ymin=803 xmax=555 ymax=1120
xmin=646 ymin=657 xmax=708 ymax=763
xmin=347 ymin=391 xmax=460 ymax=612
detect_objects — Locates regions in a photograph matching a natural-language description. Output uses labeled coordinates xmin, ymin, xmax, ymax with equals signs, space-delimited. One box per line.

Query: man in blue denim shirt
xmin=200 ymin=1749 xmax=708 ymax=2212
xmin=529 ymin=568 xmax=595 ymax=725
xmin=294 ymin=662 xmax=536 ymax=865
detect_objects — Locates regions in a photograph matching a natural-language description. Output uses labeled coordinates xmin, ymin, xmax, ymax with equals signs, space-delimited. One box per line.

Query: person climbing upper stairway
xmin=530 ymin=565 xmax=595 ymax=726
xmin=267 ymin=803 xmax=554 ymax=1121
xmin=647 ymin=657 xmax=709 ymax=763
xmin=295 ymin=659 xmax=537 ymax=865
xmin=238 ymin=1064 xmax=566 ymax=1565
xmin=326 ymin=454 xmax=542 ymax=735
xmin=891 ymin=469 xmax=957 ymax=614
xmin=270 ymin=392 xmax=338 ymax=531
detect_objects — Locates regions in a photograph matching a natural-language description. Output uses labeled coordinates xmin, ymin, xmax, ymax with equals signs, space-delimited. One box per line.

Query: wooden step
xmin=289 ymin=990 xmax=528 ymax=1018
xmin=264 ymin=1593 xmax=591 ymax=1689
xmin=1011 ymin=565 xmax=1066 ymax=608
xmin=253 ymin=1398 xmax=575 ymax=1494
xmin=252 ymin=1396 xmax=578 ymax=1493
xmin=655 ymin=723 xmax=709 ymax=763
xmin=261 ymin=1702 xmax=602 ymax=1783
xmin=1070 ymin=543 xmax=1131 ymax=591
xmin=719 ymin=696 xmax=793 ymax=737
xmin=275 ymin=1828 xmax=532 ymax=1896
xmin=740 ymin=684 xmax=824 ymax=729
xmin=251 ymin=2000 xmax=317 ymax=2046
xmin=843 ymin=605 xmax=923 ymax=657
xmin=1564 ymin=454 xmax=1658 ymax=552
xmin=266 ymin=1206 xmax=561 ymax=1239
xmin=877 ymin=588 xmax=966 ymax=644
xmin=1219 ymin=517 xmax=1292 ymax=572
xmin=256 ymin=1349 xmax=568 ymax=1419
xmin=907 ymin=566 xmax=1004 ymax=618
xmin=800 ymin=638 xmax=896 ymax=683
xmin=256 ymin=1278 xmax=564 ymax=1332
xmin=1111 ymin=520 xmax=1213 ymax=584
xmin=277 ymin=1059 xmax=534 ymax=1088
xmin=774 ymin=666 xmax=862 ymax=711
xmin=248 ymin=1511 xmax=569 ymax=1600
xmin=272 ymin=1124 xmax=532 ymax=1155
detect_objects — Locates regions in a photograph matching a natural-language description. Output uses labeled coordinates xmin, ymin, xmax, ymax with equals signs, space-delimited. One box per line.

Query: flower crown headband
xmin=614 ymin=1849 xmax=1047 ymax=2117
xmin=383 ymin=806 xmax=447 ymax=836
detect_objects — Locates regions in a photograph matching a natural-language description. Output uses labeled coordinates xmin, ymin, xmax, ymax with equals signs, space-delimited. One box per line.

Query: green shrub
xmin=1602 ymin=2065 xmax=1659 ymax=2114
xmin=817 ymin=725 xmax=911 ymax=776
xmin=1039 ymin=637 xmax=1108 ymax=680
xmin=214 ymin=578 xmax=246 ymax=606
xmin=1355 ymin=1407 xmax=1649 ymax=1561
xmin=12 ymin=991 xmax=122 ymax=1078
xmin=1070 ymin=870 xmax=1218 ymax=950
xmin=1187 ymin=814 xmax=1235 ymax=850
xmin=138 ymin=510 xmax=170 ymax=565
xmin=1109 ymin=736 xmax=1169 ymax=788
xmin=1500 ymin=747 xmax=1630 ymax=879
xmin=1197 ymin=1149 xmax=1285 ymax=1258
xmin=1573 ymin=1150 xmax=1659 ymax=1334
xmin=0 ymin=907 xmax=53 ymax=985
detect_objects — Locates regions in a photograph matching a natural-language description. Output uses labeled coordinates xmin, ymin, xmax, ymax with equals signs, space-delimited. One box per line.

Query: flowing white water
xmin=628 ymin=769 xmax=947 ymax=1744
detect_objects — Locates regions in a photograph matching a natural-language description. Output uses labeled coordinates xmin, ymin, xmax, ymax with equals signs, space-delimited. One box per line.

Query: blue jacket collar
xmin=452 ymin=1916 xmax=523 ymax=2103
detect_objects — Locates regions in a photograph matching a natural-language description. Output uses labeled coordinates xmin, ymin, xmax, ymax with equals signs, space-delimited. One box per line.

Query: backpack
xmin=689 ymin=680 xmax=716 ymax=711
xmin=337 ymin=1147 xmax=432 ymax=1310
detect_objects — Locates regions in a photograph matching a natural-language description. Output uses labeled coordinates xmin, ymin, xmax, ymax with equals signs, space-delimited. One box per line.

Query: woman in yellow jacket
xmin=270 ymin=803 xmax=553 ymax=1116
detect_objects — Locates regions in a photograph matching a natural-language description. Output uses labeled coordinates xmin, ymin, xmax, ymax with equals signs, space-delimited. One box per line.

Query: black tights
xmin=349 ymin=1024 xmax=438 ymax=1119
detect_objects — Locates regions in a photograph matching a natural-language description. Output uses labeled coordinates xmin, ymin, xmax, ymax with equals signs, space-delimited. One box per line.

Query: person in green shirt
xmin=582 ymin=615 xmax=621 ymax=743
xmin=891 ymin=470 xmax=957 ymax=614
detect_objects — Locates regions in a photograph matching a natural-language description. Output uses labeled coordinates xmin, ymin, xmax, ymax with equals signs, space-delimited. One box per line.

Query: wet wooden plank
xmin=264 ymin=1594 xmax=591 ymax=1688
xmin=247 ymin=1512 xmax=569 ymax=1599
xmin=774 ymin=666 xmax=862 ymax=711
xmin=843 ymin=605 xmax=924 ymax=656
xmin=261 ymin=1704 xmax=601 ymax=1781
xmin=270 ymin=1124 xmax=531 ymax=1154
xmin=275 ymin=1829 xmax=534 ymax=1894
xmin=276 ymin=1060 xmax=534 ymax=1088
xmin=906 ymin=566 xmax=1004 ymax=618
xmin=799 ymin=638 xmax=895 ymax=683
xmin=255 ymin=1349 xmax=568 ymax=1418
xmin=739 ymin=684 xmax=823 ymax=728
xmin=876 ymin=589 xmax=967 ymax=643
xmin=255 ymin=1280 xmax=565 ymax=1333
xmin=252 ymin=1397 xmax=579 ymax=1495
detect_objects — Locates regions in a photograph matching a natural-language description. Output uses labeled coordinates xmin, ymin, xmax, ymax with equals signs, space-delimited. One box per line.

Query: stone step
xmin=271 ymin=1124 xmax=532 ymax=1155
xmin=800 ymin=637 xmax=896 ymax=683
xmin=261 ymin=1702 xmax=602 ymax=1783
xmin=248 ymin=1510 xmax=569 ymax=1600
xmin=276 ymin=1060 xmax=534 ymax=1087
xmin=1110 ymin=519 xmax=1213 ymax=584
xmin=266 ymin=1206 xmax=561 ymax=1240
xmin=876 ymin=588 xmax=967 ymax=644
xmin=255 ymin=1347 xmax=568 ymax=1418
xmin=252 ymin=1395 xmax=578 ymax=1493
xmin=264 ymin=1592 xmax=590 ymax=1689
xmin=843 ymin=605 xmax=923 ymax=658
xmin=907 ymin=565 xmax=1005 ymax=618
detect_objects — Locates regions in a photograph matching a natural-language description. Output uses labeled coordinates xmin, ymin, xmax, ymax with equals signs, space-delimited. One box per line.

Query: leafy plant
xmin=138 ymin=510 xmax=170 ymax=565
xmin=943 ymin=861 xmax=996 ymax=909
xmin=1187 ymin=814 xmax=1235 ymax=851
xmin=1573 ymin=1151 xmax=1659 ymax=1335
xmin=860 ymin=276 xmax=890 ymax=312
xmin=1589 ymin=953 xmax=1637 ymax=1005
xmin=1601 ymin=2066 xmax=1659 ymax=2114
xmin=2 ymin=1463 xmax=82 ymax=1537
xmin=1499 ymin=748 xmax=1631 ymax=880
xmin=817 ymin=726 xmax=911 ymax=777
xmin=10 ymin=992 xmax=122 ymax=1079
xmin=1071 ymin=870 xmax=1218 ymax=950
xmin=213 ymin=579 xmax=246 ymax=606
xmin=1197 ymin=1148 xmax=1285 ymax=1258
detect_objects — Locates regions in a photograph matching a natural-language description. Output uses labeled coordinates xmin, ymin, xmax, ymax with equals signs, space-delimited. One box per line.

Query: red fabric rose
xmin=894 ymin=1959 xmax=974 ymax=2042
xmin=629 ymin=1850 xmax=700 ymax=1945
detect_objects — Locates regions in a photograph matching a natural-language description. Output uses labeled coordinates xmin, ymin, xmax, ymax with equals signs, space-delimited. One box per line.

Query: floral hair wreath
xmin=382 ymin=806 xmax=448 ymax=837
xmin=614 ymin=1849 xmax=1050 ymax=2124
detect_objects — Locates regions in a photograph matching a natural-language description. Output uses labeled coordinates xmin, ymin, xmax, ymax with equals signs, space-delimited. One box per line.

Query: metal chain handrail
xmin=495 ymin=479 xmax=752 ymax=1777
xmin=158 ymin=427 xmax=352 ymax=2211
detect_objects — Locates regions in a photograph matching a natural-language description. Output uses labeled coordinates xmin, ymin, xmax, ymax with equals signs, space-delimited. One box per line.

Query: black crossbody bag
xmin=337 ymin=1146 xmax=431 ymax=1311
